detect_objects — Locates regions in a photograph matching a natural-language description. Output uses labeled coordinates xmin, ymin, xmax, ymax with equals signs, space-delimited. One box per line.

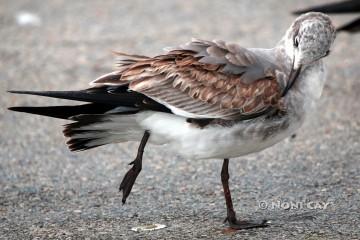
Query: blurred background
xmin=1 ymin=0 xmax=359 ymax=239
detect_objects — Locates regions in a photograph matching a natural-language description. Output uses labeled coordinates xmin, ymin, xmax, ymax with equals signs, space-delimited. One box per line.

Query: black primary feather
xmin=8 ymin=86 xmax=171 ymax=116
xmin=8 ymin=89 xmax=146 ymax=108
xmin=8 ymin=103 xmax=118 ymax=119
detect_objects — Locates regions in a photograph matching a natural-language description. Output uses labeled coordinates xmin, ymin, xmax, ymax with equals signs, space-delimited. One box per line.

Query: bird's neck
xmin=286 ymin=60 xmax=326 ymax=117
xmin=272 ymin=44 xmax=326 ymax=116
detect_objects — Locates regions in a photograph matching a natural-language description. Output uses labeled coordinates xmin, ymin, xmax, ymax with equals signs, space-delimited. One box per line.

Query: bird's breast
xmin=143 ymin=111 xmax=304 ymax=160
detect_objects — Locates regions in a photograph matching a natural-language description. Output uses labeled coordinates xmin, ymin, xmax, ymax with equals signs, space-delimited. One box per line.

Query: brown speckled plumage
xmin=92 ymin=39 xmax=283 ymax=119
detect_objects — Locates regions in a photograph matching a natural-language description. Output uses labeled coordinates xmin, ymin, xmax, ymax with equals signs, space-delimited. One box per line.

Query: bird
xmin=293 ymin=0 xmax=360 ymax=33
xmin=8 ymin=12 xmax=336 ymax=230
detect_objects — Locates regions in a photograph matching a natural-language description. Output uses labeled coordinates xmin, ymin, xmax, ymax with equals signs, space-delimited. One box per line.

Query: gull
xmin=9 ymin=12 xmax=335 ymax=229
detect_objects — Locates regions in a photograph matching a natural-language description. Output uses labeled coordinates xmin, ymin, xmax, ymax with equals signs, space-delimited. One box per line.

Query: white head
xmin=284 ymin=12 xmax=336 ymax=70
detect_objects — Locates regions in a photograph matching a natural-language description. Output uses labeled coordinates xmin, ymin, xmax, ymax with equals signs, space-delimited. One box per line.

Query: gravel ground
xmin=1 ymin=0 xmax=360 ymax=239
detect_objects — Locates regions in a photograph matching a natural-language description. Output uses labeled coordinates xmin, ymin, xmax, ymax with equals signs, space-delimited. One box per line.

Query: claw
xmin=227 ymin=219 xmax=268 ymax=230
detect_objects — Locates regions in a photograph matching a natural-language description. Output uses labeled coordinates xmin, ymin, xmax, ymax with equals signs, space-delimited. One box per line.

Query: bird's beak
xmin=282 ymin=60 xmax=302 ymax=96
xmin=290 ymin=51 xmax=302 ymax=86
xmin=289 ymin=65 xmax=302 ymax=86
xmin=324 ymin=50 xmax=330 ymax=57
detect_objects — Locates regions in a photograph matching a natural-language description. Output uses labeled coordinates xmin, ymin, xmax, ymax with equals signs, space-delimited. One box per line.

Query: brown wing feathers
xmin=91 ymin=39 xmax=282 ymax=119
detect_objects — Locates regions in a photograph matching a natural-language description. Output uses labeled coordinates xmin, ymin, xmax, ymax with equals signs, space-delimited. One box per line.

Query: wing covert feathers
xmin=91 ymin=39 xmax=282 ymax=119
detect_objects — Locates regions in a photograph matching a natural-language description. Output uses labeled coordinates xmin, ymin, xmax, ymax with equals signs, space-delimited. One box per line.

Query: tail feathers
xmin=8 ymin=103 xmax=122 ymax=120
xmin=63 ymin=114 xmax=143 ymax=151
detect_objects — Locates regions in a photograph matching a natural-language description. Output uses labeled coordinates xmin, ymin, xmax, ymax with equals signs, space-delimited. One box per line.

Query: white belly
xmin=138 ymin=111 xmax=303 ymax=160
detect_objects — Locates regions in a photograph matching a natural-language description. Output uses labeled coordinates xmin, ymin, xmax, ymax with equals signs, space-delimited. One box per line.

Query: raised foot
xmin=119 ymin=159 xmax=141 ymax=204
xmin=225 ymin=218 xmax=269 ymax=230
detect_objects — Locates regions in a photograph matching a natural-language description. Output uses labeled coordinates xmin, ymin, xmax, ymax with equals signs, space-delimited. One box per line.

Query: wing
xmin=91 ymin=39 xmax=285 ymax=119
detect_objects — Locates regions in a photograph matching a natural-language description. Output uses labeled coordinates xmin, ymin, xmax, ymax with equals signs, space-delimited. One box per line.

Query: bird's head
xmin=285 ymin=12 xmax=336 ymax=70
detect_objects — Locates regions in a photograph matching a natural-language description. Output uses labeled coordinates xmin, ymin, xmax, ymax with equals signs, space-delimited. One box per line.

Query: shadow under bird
xmin=293 ymin=0 xmax=360 ymax=32
xmin=9 ymin=12 xmax=335 ymax=229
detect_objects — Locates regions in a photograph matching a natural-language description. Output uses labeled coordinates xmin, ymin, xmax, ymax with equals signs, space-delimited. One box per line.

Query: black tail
xmin=63 ymin=114 xmax=115 ymax=151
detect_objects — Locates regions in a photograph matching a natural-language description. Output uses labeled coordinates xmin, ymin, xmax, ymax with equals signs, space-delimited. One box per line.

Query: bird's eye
xmin=293 ymin=36 xmax=299 ymax=48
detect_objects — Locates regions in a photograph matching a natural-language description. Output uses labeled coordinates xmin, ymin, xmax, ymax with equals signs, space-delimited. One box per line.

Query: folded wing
xmin=91 ymin=39 xmax=285 ymax=119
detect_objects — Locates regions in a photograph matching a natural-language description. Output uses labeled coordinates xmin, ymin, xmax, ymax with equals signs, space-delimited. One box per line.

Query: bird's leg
xmin=119 ymin=130 xmax=150 ymax=204
xmin=221 ymin=158 xmax=268 ymax=229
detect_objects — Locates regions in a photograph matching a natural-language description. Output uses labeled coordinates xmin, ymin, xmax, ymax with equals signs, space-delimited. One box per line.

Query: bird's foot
xmin=224 ymin=217 xmax=269 ymax=230
xmin=119 ymin=158 xmax=141 ymax=204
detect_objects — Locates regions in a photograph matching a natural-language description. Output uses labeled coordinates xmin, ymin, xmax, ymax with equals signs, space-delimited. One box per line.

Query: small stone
xmin=131 ymin=224 xmax=166 ymax=232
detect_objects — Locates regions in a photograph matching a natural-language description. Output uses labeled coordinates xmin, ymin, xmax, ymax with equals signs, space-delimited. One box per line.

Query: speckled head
xmin=284 ymin=12 xmax=336 ymax=69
